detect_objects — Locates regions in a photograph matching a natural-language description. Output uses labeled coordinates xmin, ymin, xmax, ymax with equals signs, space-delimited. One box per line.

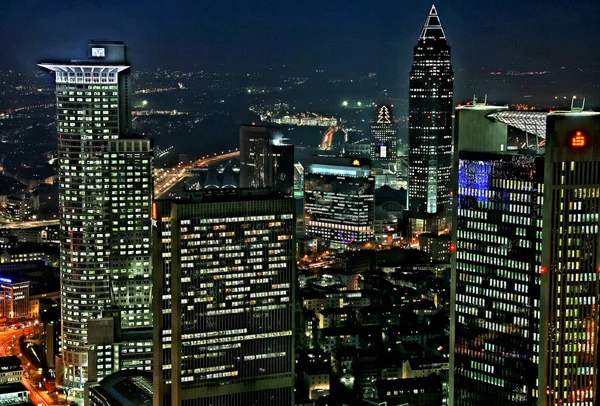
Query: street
xmin=0 ymin=322 xmax=67 ymax=406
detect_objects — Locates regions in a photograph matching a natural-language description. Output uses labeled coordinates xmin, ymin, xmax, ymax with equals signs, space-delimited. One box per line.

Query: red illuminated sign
xmin=449 ymin=243 xmax=456 ymax=252
xmin=571 ymin=131 xmax=586 ymax=148
xmin=540 ymin=266 xmax=548 ymax=275
xmin=152 ymin=202 xmax=158 ymax=220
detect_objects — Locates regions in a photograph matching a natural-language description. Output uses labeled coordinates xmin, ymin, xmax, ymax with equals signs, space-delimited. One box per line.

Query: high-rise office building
xmin=303 ymin=156 xmax=375 ymax=247
xmin=407 ymin=5 xmax=454 ymax=227
xmin=239 ymin=124 xmax=294 ymax=197
xmin=40 ymin=41 xmax=153 ymax=386
xmin=450 ymin=102 xmax=544 ymax=405
xmin=370 ymin=104 xmax=398 ymax=163
xmin=450 ymin=103 xmax=600 ymax=406
xmin=539 ymin=111 xmax=600 ymax=406
xmin=452 ymin=151 xmax=543 ymax=405
xmin=152 ymin=189 xmax=295 ymax=406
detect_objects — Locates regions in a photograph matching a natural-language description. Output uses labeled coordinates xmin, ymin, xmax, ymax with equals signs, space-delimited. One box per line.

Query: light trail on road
xmin=154 ymin=150 xmax=239 ymax=198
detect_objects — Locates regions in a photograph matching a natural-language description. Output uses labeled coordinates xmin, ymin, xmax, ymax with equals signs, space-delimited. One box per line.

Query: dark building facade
xmin=370 ymin=104 xmax=398 ymax=163
xmin=303 ymin=156 xmax=375 ymax=247
xmin=152 ymin=189 xmax=295 ymax=406
xmin=407 ymin=5 xmax=454 ymax=228
xmin=239 ymin=125 xmax=294 ymax=197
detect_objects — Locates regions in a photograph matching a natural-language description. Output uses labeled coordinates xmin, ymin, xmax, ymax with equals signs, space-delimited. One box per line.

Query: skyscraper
xmin=152 ymin=189 xmax=295 ymax=406
xmin=539 ymin=111 xmax=600 ymax=406
xmin=370 ymin=104 xmax=398 ymax=163
xmin=239 ymin=124 xmax=294 ymax=197
xmin=450 ymin=103 xmax=544 ymax=406
xmin=303 ymin=156 xmax=375 ymax=247
xmin=40 ymin=41 xmax=153 ymax=386
xmin=407 ymin=5 xmax=454 ymax=229
xmin=450 ymin=103 xmax=600 ymax=406
xmin=451 ymin=152 xmax=543 ymax=405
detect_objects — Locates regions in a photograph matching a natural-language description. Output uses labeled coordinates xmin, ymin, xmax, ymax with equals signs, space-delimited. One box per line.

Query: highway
xmin=0 ymin=219 xmax=59 ymax=229
xmin=154 ymin=150 xmax=239 ymax=199
xmin=0 ymin=150 xmax=241 ymax=228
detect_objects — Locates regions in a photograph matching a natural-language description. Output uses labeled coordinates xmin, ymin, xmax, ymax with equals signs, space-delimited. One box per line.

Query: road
xmin=0 ymin=323 xmax=59 ymax=406
xmin=0 ymin=219 xmax=59 ymax=229
xmin=154 ymin=150 xmax=240 ymax=199
xmin=0 ymin=150 xmax=241 ymax=227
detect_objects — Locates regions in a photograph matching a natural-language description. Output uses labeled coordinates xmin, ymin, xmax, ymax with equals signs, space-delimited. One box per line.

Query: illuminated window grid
xmin=453 ymin=153 xmax=543 ymax=405
xmin=154 ymin=194 xmax=295 ymax=404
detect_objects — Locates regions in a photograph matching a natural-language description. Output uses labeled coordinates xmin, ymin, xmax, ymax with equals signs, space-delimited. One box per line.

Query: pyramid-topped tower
xmin=420 ymin=5 xmax=447 ymax=40
xmin=407 ymin=5 xmax=454 ymax=234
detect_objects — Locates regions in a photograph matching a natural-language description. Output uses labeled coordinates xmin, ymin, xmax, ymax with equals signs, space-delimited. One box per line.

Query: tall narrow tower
xmin=239 ymin=124 xmax=294 ymax=197
xmin=40 ymin=41 xmax=153 ymax=386
xmin=408 ymin=5 xmax=454 ymax=231
xmin=539 ymin=111 xmax=600 ymax=405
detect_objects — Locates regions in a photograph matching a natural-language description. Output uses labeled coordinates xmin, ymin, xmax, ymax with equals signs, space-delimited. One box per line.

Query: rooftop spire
xmin=420 ymin=4 xmax=446 ymax=40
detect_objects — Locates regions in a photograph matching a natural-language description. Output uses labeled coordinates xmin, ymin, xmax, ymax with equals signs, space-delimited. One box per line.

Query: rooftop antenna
xmin=571 ymin=96 xmax=585 ymax=112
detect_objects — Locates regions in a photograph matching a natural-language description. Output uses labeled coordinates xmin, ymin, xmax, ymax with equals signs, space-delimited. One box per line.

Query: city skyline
xmin=1 ymin=2 xmax=600 ymax=406
xmin=1 ymin=1 xmax=599 ymax=78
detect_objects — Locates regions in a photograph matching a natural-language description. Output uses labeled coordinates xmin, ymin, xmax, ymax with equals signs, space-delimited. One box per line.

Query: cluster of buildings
xmin=0 ymin=4 xmax=594 ymax=406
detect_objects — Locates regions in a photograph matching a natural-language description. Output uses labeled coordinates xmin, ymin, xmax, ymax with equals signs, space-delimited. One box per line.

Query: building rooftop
xmin=419 ymin=5 xmax=446 ymax=41
xmin=319 ymin=307 xmax=355 ymax=316
xmin=0 ymin=356 xmax=22 ymax=369
xmin=158 ymin=187 xmax=287 ymax=204
xmin=0 ymin=382 xmax=28 ymax=395
xmin=90 ymin=370 xmax=152 ymax=406
xmin=374 ymin=375 xmax=443 ymax=393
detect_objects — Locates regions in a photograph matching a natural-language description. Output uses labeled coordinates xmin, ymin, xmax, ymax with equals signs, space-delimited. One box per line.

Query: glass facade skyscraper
xmin=539 ymin=112 xmax=600 ymax=406
xmin=152 ymin=189 xmax=295 ymax=406
xmin=452 ymin=150 xmax=543 ymax=405
xmin=408 ymin=5 xmax=454 ymax=219
xmin=450 ymin=104 xmax=600 ymax=406
xmin=303 ymin=156 xmax=375 ymax=247
xmin=239 ymin=124 xmax=294 ymax=197
xmin=40 ymin=41 xmax=153 ymax=386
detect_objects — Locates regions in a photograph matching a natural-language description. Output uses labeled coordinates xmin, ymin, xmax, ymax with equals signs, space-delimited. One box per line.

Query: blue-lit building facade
xmin=303 ymin=156 xmax=375 ymax=247
xmin=451 ymin=151 xmax=543 ymax=405
xmin=450 ymin=104 xmax=600 ymax=406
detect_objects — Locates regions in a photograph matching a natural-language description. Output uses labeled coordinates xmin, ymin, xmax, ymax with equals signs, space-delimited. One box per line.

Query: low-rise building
xmin=86 ymin=370 xmax=152 ymax=406
xmin=0 ymin=356 xmax=23 ymax=384
xmin=303 ymin=364 xmax=331 ymax=401
xmin=86 ymin=308 xmax=153 ymax=382
xmin=402 ymin=357 xmax=449 ymax=379
xmin=317 ymin=307 xmax=355 ymax=329
xmin=0 ymin=382 xmax=30 ymax=406
xmin=371 ymin=375 xmax=445 ymax=406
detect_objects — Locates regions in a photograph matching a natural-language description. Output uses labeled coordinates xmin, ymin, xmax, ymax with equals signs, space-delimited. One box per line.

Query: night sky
xmin=2 ymin=0 xmax=599 ymax=75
